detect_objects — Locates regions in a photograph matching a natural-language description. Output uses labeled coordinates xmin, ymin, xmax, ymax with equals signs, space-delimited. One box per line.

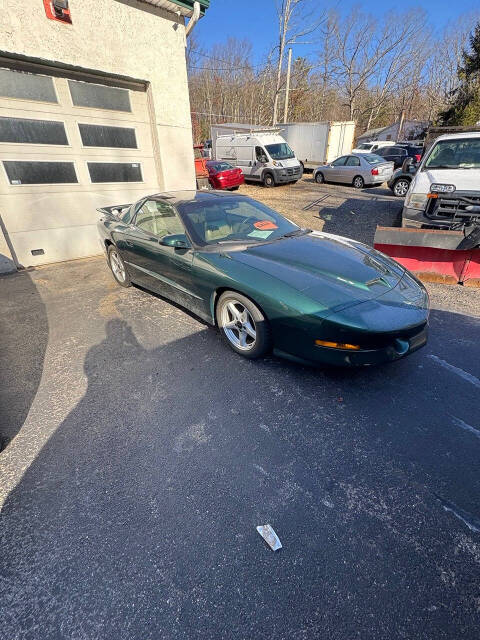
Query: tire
xmin=107 ymin=245 xmax=131 ymax=287
xmin=392 ymin=178 xmax=410 ymax=197
xmin=216 ymin=291 xmax=272 ymax=359
xmin=314 ymin=172 xmax=324 ymax=184
xmin=229 ymin=185 xmax=240 ymax=191
xmin=263 ymin=172 xmax=275 ymax=188
xmin=353 ymin=175 xmax=364 ymax=189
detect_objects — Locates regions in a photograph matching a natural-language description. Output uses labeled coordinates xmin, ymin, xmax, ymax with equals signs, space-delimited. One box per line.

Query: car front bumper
xmin=402 ymin=206 xmax=443 ymax=228
xmin=273 ymin=166 xmax=303 ymax=183
xmin=274 ymin=324 xmax=428 ymax=367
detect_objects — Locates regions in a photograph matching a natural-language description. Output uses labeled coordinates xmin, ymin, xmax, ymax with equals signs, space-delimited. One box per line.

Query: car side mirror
xmin=160 ymin=234 xmax=190 ymax=249
xmin=260 ymin=156 xmax=268 ymax=164
xmin=402 ymin=157 xmax=414 ymax=172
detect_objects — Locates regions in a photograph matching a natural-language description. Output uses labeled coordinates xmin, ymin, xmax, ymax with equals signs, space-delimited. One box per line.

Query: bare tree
xmin=330 ymin=9 xmax=425 ymax=124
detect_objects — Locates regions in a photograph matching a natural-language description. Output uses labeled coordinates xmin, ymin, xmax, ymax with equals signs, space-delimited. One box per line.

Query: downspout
xmin=185 ymin=1 xmax=201 ymax=37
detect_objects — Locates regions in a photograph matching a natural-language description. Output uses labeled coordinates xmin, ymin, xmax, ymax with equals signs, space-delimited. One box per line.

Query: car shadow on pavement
xmin=0 ymin=306 xmax=479 ymax=639
xmin=0 ymin=267 xmax=48 ymax=451
xmin=313 ymin=196 xmax=402 ymax=245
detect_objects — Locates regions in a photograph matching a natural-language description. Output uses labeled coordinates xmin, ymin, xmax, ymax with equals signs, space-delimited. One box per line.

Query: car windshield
xmin=424 ymin=138 xmax=480 ymax=169
xmin=364 ymin=154 xmax=385 ymax=165
xmin=265 ymin=143 xmax=295 ymax=160
xmin=208 ymin=162 xmax=233 ymax=172
xmin=178 ymin=196 xmax=300 ymax=246
xmin=357 ymin=143 xmax=372 ymax=150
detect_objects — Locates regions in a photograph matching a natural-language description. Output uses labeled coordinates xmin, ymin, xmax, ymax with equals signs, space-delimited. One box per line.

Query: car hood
xmin=414 ymin=168 xmax=480 ymax=191
xmin=227 ymin=231 xmax=406 ymax=312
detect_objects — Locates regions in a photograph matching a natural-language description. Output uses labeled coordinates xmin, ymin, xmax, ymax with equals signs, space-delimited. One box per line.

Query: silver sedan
xmin=313 ymin=153 xmax=394 ymax=189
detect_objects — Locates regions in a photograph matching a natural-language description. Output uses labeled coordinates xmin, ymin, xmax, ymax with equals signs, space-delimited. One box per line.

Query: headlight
xmin=272 ymin=161 xmax=283 ymax=167
xmin=405 ymin=192 xmax=428 ymax=211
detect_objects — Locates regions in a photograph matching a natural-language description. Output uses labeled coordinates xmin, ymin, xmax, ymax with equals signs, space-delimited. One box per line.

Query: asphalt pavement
xmin=0 ymin=253 xmax=479 ymax=640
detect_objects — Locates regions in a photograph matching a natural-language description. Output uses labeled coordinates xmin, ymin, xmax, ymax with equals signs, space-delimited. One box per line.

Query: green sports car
xmin=97 ymin=191 xmax=429 ymax=366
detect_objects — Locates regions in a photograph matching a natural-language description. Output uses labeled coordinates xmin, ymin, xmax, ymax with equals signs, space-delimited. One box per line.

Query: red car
xmin=206 ymin=161 xmax=244 ymax=190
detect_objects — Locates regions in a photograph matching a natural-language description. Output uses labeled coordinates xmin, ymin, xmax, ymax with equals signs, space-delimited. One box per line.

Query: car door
xmin=343 ymin=155 xmax=362 ymax=182
xmin=120 ymin=199 xmax=197 ymax=309
xmin=252 ymin=145 xmax=268 ymax=181
xmin=326 ymin=155 xmax=348 ymax=182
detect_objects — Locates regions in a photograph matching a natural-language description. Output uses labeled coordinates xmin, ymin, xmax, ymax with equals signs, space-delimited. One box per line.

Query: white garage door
xmin=0 ymin=66 xmax=161 ymax=267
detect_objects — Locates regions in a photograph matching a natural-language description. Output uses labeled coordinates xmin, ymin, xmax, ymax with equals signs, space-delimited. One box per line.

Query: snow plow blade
xmin=373 ymin=227 xmax=480 ymax=288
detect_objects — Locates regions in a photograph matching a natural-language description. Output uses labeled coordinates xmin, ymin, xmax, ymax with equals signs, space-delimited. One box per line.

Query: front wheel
xmin=315 ymin=172 xmax=324 ymax=184
xmin=353 ymin=175 xmax=364 ymax=189
xmin=107 ymin=245 xmax=131 ymax=287
xmin=216 ymin=291 xmax=272 ymax=359
xmin=392 ymin=178 xmax=410 ymax=197
xmin=263 ymin=172 xmax=275 ymax=188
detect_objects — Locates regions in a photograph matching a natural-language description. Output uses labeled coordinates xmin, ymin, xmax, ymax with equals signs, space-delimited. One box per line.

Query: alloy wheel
xmin=353 ymin=176 xmax=364 ymax=189
xmin=221 ymin=300 xmax=257 ymax=351
xmin=110 ymin=250 xmax=126 ymax=283
xmin=393 ymin=179 xmax=410 ymax=197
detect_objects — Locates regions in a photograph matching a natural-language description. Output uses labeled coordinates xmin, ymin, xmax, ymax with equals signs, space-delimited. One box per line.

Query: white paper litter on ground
xmin=256 ymin=524 xmax=282 ymax=551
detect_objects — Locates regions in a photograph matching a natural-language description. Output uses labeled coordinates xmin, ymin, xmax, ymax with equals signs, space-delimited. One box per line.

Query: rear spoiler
xmin=97 ymin=203 xmax=132 ymax=218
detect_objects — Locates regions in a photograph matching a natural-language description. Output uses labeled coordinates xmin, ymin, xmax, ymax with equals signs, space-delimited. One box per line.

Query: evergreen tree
xmin=439 ymin=22 xmax=480 ymax=125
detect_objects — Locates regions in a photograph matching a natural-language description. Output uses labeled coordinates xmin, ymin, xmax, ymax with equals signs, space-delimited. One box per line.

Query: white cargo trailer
xmin=281 ymin=121 xmax=356 ymax=169
xmin=210 ymin=121 xmax=355 ymax=171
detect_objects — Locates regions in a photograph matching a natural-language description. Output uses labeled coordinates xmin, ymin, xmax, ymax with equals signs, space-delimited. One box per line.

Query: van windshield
xmin=424 ymin=138 xmax=480 ymax=169
xmin=265 ymin=143 xmax=295 ymax=160
xmin=357 ymin=143 xmax=372 ymax=150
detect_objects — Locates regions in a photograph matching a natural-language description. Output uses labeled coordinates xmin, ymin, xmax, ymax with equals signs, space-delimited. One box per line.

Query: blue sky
xmin=195 ymin=0 xmax=480 ymax=65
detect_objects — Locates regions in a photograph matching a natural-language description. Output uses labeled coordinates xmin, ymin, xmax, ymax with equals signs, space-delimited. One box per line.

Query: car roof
xmin=142 ymin=190 xmax=245 ymax=206
xmin=434 ymin=132 xmax=480 ymax=142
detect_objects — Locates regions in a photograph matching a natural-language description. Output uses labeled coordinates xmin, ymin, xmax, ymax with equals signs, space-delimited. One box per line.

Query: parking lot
xmin=1 ymin=177 xmax=480 ymax=639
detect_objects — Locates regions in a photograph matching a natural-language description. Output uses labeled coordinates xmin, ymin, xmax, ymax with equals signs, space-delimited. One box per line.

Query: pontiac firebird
xmin=97 ymin=190 xmax=429 ymax=366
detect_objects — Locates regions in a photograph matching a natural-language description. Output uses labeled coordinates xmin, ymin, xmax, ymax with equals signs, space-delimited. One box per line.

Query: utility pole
xmin=397 ymin=108 xmax=406 ymax=142
xmin=283 ymin=47 xmax=293 ymax=124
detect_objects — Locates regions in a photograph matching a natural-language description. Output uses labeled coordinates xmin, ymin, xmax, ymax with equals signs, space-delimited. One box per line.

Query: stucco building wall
xmin=0 ymin=0 xmax=196 ymax=191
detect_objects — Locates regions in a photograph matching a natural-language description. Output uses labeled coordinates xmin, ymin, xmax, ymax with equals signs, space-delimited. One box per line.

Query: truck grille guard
xmin=425 ymin=191 xmax=480 ymax=230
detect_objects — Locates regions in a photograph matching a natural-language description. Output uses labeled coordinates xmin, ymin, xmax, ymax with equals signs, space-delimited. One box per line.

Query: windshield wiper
xmin=281 ymin=228 xmax=312 ymax=238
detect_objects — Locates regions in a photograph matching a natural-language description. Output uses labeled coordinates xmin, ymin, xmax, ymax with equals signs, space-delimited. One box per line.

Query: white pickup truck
xmin=402 ymin=132 xmax=480 ymax=233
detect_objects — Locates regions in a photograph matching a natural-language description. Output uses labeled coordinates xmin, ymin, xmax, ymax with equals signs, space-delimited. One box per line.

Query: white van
xmin=214 ymin=130 xmax=303 ymax=187
xmin=352 ymin=140 xmax=396 ymax=154
xmin=402 ymin=132 xmax=480 ymax=228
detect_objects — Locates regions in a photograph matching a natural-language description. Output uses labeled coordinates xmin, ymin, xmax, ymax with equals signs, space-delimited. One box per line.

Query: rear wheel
xmin=353 ymin=175 xmax=364 ymax=189
xmin=263 ymin=172 xmax=275 ymax=188
xmin=392 ymin=178 xmax=410 ymax=197
xmin=107 ymin=245 xmax=131 ymax=287
xmin=315 ymin=172 xmax=324 ymax=184
xmin=216 ymin=291 xmax=271 ymax=359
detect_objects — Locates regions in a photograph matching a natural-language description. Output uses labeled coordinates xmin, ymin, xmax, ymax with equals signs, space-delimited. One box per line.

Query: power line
xmin=190 ymin=49 xmax=267 ymax=69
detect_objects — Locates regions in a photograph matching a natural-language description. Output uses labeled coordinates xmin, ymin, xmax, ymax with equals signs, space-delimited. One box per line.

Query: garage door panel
xmin=10 ymin=225 xmax=104 ymax=267
xmin=0 ymin=183 xmax=160 ymax=233
xmin=0 ymin=67 xmax=162 ymax=266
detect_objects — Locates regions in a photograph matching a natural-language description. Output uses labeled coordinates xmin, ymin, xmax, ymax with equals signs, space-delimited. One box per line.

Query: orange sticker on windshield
xmin=254 ymin=220 xmax=278 ymax=230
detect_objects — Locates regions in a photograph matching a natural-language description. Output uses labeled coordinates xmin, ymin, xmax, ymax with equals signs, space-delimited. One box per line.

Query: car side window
xmin=255 ymin=146 xmax=267 ymax=162
xmin=345 ymin=156 xmax=361 ymax=166
xmin=331 ymin=156 xmax=348 ymax=166
xmin=135 ymin=200 xmax=184 ymax=238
